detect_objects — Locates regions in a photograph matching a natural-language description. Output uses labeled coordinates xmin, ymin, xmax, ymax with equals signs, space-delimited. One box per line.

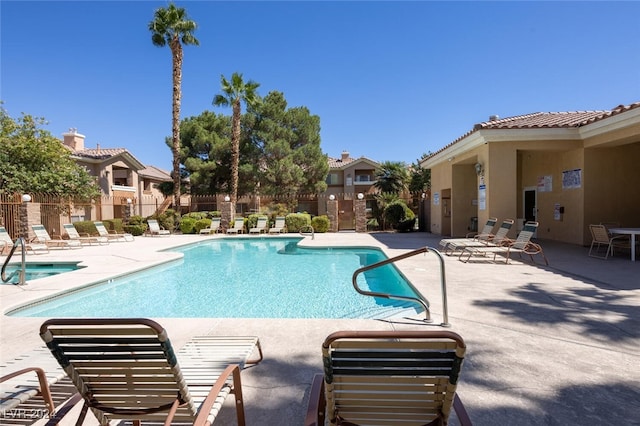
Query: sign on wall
xmin=562 ymin=169 xmax=582 ymax=189
xmin=478 ymin=184 xmax=486 ymax=210
xmin=433 ymin=192 xmax=440 ymax=205
xmin=537 ymin=175 xmax=552 ymax=192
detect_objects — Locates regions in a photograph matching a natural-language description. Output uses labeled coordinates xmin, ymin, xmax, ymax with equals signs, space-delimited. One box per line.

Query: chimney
xmin=62 ymin=128 xmax=85 ymax=151
xmin=341 ymin=151 xmax=350 ymax=162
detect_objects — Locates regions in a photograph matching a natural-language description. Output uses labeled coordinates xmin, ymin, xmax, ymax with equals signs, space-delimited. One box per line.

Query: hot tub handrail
xmin=351 ymin=246 xmax=450 ymax=326
xmin=1 ymin=237 xmax=27 ymax=285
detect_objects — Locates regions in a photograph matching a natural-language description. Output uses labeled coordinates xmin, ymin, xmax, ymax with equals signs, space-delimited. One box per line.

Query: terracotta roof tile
xmin=428 ymin=101 xmax=640 ymax=160
xmin=71 ymin=148 xmax=128 ymax=160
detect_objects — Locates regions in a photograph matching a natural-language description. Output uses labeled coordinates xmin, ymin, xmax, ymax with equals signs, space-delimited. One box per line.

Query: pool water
xmin=10 ymin=238 xmax=424 ymax=319
xmin=1 ymin=262 xmax=84 ymax=285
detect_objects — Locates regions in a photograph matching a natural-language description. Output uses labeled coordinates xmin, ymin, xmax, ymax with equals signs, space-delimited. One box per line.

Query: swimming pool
xmin=9 ymin=238 xmax=424 ymax=319
xmin=1 ymin=262 xmax=84 ymax=285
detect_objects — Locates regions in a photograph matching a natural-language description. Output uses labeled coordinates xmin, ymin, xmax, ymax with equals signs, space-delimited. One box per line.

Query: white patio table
xmin=609 ymin=228 xmax=640 ymax=261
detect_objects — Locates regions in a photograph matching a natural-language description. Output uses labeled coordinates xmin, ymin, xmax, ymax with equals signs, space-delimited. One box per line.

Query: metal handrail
xmin=351 ymin=246 xmax=450 ymax=326
xmin=300 ymin=225 xmax=314 ymax=240
xmin=1 ymin=237 xmax=27 ymax=285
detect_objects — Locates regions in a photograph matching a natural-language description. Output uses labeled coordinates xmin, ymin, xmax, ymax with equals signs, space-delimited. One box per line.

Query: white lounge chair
xmin=1 ymin=226 xmax=49 ymax=255
xmin=268 ymin=216 xmax=286 ymax=234
xmin=31 ymin=224 xmax=82 ymax=250
xmin=62 ymin=223 xmax=108 ymax=246
xmin=439 ymin=217 xmax=498 ymax=254
xmin=146 ymin=219 xmax=171 ymax=236
xmin=227 ymin=218 xmax=245 ymax=234
xmin=199 ymin=217 xmax=222 ymax=234
xmin=93 ymin=221 xmax=134 ymax=242
xmin=249 ymin=216 xmax=268 ymax=234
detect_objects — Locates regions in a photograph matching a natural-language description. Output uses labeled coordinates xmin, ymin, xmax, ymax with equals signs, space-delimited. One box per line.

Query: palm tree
xmin=213 ymin=72 xmax=260 ymax=204
xmin=149 ymin=3 xmax=199 ymax=210
xmin=374 ymin=161 xmax=409 ymax=194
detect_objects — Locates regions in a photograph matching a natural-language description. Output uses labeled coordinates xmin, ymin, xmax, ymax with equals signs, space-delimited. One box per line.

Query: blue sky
xmin=2 ymin=1 xmax=639 ymax=171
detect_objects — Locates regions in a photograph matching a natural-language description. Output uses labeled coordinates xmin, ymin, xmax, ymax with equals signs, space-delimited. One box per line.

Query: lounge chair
xmin=438 ymin=217 xmax=498 ymax=254
xmin=39 ymin=318 xmax=263 ymax=426
xmin=0 ymin=226 xmax=49 ymax=255
xmin=62 ymin=223 xmax=109 ymax=246
xmin=305 ymin=330 xmax=472 ymax=426
xmin=31 ymin=224 xmax=82 ymax=250
xmin=249 ymin=216 xmax=268 ymax=234
xmin=0 ymin=346 xmax=80 ymax=420
xmin=145 ymin=219 xmax=171 ymax=237
xmin=460 ymin=221 xmax=548 ymax=264
xmin=199 ymin=217 xmax=222 ymax=234
xmin=443 ymin=219 xmax=514 ymax=256
xmin=268 ymin=216 xmax=286 ymax=234
xmin=227 ymin=218 xmax=245 ymax=234
xmin=0 ymin=226 xmax=15 ymax=255
xmin=588 ymin=223 xmax=631 ymax=259
xmin=94 ymin=221 xmax=134 ymax=242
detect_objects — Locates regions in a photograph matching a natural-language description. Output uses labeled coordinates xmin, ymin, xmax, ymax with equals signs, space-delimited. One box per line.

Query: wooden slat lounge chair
xmin=305 ymin=330 xmax=472 ymax=426
xmin=94 ymin=221 xmax=134 ymax=242
xmin=39 ymin=318 xmax=262 ymax=426
xmin=438 ymin=217 xmax=498 ymax=254
xmin=199 ymin=217 xmax=222 ymax=234
xmin=31 ymin=224 xmax=82 ymax=250
xmin=62 ymin=223 xmax=109 ymax=246
xmin=249 ymin=217 xmax=268 ymax=234
xmin=460 ymin=221 xmax=548 ymax=265
xmin=226 ymin=218 xmax=245 ymax=234
xmin=145 ymin=219 xmax=171 ymax=237
xmin=0 ymin=346 xmax=75 ymax=421
xmin=268 ymin=217 xmax=286 ymax=234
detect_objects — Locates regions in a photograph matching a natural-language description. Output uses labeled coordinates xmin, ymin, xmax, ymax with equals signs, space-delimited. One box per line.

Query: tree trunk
xmin=230 ymin=99 xmax=241 ymax=205
xmin=171 ymin=40 xmax=183 ymax=211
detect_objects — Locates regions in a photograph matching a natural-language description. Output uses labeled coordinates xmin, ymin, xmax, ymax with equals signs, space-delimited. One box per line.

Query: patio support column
xmin=355 ymin=194 xmax=366 ymax=233
xmin=221 ymin=196 xmax=233 ymax=231
xmin=327 ymin=196 xmax=339 ymax=232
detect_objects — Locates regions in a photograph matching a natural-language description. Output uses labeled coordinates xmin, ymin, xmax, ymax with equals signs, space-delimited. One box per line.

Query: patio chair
xmin=249 ymin=216 xmax=268 ymax=234
xmin=31 ymin=224 xmax=82 ymax=250
xmin=39 ymin=318 xmax=263 ymax=426
xmin=460 ymin=221 xmax=548 ymax=265
xmin=268 ymin=216 xmax=286 ymax=234
xmin=438 ymin=217 xmax=498 ymax=254
xmin=145 ymin=219 xmax=171 ymax=237
xmin=226 ymin=218 xmax=245 ymax=234
xmin=0 ymin=226 xmax=49 ymax=255
xmin=305 ymin=330 xmax=472 ymax=426
xmin=62 ymin=223 xmax=109 ymax=246
xmin=444 ymin=219 xmax=514 ymax=257
xmin=199 ymin=217 xmax=222 ymax=234
xmin=588 ymin=224 xmax=631 ymax=259
xmin=0 ymin=346 xmax=80 ymax=421
xmin=94 ymin=221 xmax=134 ymax=242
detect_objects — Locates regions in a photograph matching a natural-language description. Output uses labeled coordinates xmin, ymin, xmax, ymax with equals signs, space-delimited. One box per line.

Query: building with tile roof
xmin=420 ymin=102 xmax=640 ymax=246
xmin=62 ymin=128 xmax=171 ymax=219
xmin=320 ymin=151 xmax=380 ymax=229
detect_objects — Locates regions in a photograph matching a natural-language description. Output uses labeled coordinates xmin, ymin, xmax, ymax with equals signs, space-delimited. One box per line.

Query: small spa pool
xmin=1 ymin=262 xmax=85 ymax=285
xmin=9 ymin=238 xmax=425 ymax=319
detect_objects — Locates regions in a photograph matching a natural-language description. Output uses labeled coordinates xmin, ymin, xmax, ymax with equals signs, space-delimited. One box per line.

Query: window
xmin=326 ymin=173 xmax=340 ymax=185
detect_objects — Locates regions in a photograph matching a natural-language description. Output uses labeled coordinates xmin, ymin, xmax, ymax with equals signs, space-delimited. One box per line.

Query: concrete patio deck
xmin=1 ymin=231 xmax=638 ymax=425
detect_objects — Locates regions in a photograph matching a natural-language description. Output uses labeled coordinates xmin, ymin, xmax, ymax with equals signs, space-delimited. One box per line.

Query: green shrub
xmin=183 ymin=212 xmax=207 ymax=220
xmin=383 ymin=200 xmax=414 ymax=230
xmin=311 ymin=215 xmax=330 ymax=233
xmin=396 ymin=217 xmax=417 ymax=232
xmin=123 ymin=224 xmax=146 ymax=236
xmin=194 ymin=218 xmax=212 ymax=233
xmin=179 ymin=217 xmax=198 ymax=234
xmin=73 ymin=220 xmax=97 ymax=236
xmin=147 ymin=210 xmax=177 ymax=232
xmin=285 ymin=213 xmax=311 ymax=232
xmin=129 ymin=215 xmax=144 ymax=225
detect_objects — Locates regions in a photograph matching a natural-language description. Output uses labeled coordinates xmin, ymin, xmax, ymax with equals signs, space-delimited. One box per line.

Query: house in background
xmin=420 ymin=102 xmax=640 ymax=246
xmin=62 ymin=128 xmax=171 ymax=220
xmin=319 ymin=151 xmax=379 ymax=229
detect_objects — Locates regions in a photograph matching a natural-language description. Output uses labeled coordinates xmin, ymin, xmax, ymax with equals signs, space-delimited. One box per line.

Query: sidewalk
xmin=1 ymin=232 xmax=638 ymax=425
